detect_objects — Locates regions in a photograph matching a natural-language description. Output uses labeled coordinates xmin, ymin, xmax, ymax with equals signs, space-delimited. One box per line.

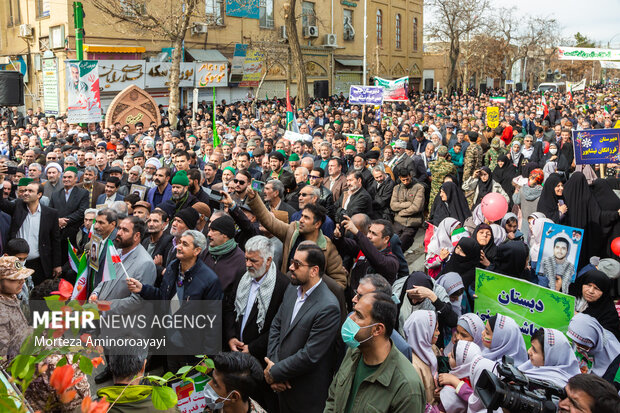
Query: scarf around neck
xmin=234 ymin=261 xmax=277 ymax=333
xmin=209 ymin=238 xmax=238 ymax=256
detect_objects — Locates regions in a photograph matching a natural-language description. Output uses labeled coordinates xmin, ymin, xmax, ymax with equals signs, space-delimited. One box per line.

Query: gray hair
xmin=267 ymin=179 xmax=285 ymax=198
xmin=182 ymin=229 xmax=207 ymax=252
xmin=163 ymin=142 xmax=174 ymax=150
xmin=319 ymin=141 xmax=332 ymax=150
xmin=64 ymin=155 xmax=77 ymax=163
xmin=245 ymin=235 xmax=275 ymax=261
xmin=307 ymin=186 xmax=320 ymax=199
xmin=29 ymin=163 xmax=42 ymax=172
xmin=111 ymin=160 xmax=124 ymax=168
xmin=130 ymin=165 xmax=142 ymax=175
xmin=97 ymin=207 xmax=118 ymax=224
xmin=296 ymin=166 xmax=309 ymax=177
xmin=84 ymin=208 xmax=98 ymax=217
xmin=359 ymin=274 xmax=392 ymax=296
xmin=111 ymin=201 xmax=128 ymax=219
xmin=372 ymin=164 xmax=386 ymax=174
xmin=84 ymin=166 xmax=98 ymax=175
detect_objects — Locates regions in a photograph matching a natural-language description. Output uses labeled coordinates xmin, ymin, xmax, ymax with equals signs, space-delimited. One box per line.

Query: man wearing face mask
xmin=204 ymin=352 xmax=268 ymax=413
xmin=324 ymin=292 xmax=424 ymax=412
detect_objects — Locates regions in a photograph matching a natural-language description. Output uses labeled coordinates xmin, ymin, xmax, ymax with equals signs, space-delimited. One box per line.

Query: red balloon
xmin=543 ymin=141 xmax=550 ymax=154
xmin=480 ymin=193 xmax=509 ymax=222
xmin=611 ymin=237 xmax=620 ymax=256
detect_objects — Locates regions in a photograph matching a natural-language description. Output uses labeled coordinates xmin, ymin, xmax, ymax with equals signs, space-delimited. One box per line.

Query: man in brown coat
xmin=246 ymin=188 xmax=348 ymax=288
xmin=326 ymin=158 xmax=347 ymax=203
xmin=390 ymin=170 xmax=425 ymax=252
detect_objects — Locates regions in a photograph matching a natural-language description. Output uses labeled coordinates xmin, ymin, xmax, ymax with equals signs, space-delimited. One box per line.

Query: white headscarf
xmin=518 ymin=328 xmax=580 ymax=386
xmin=528 ymin=214 xmax=552 ymax=261
xmin=458 ymin=313 xmax=485 ymax=348
xmin=471 ymin=204 xmax=485 ymax=227
xmin=427 ymin=217 xmax=460 ymax=256
xmin=440 ymin=341 xmax=483 ymax=413
xmin=403 ymin=310 xmax=438 ymax=376
xmin=468 ymin=356 xmax=500 ymax=413
xmin=481 ymin=314 xmax=528 ymax=365
xmin=491 ymin=224 xmax=506 ymax=245
xmin=436 ymin=272 xmax=464 ymax=316
xmin=567 ymin=313 xmax=620 ymax=376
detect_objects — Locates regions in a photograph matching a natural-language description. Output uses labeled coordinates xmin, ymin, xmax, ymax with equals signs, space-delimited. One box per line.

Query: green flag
xmin=212 ymin=88 xmax=220 ymax=148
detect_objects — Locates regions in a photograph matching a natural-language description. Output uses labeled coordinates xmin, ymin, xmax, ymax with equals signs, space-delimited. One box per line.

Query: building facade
xmin=0 ymin=0 xmax=422 ymax=113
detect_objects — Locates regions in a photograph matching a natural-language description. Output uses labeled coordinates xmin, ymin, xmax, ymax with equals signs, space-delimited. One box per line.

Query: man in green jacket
xmin=324 ymin=292 xmax=425 ymax=413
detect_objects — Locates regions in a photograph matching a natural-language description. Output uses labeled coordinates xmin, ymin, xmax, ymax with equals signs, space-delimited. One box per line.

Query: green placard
xmin=474 ymin=268 xmax=575 ymax=347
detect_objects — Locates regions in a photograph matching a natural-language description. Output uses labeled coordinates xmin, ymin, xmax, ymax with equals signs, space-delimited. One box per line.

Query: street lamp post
xmin=362 ymin=0 xmax=367 ymax=85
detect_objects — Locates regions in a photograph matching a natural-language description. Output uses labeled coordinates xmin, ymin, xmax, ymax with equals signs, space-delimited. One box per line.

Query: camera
xmin=476 ymin=356 xmax=565 ymax=413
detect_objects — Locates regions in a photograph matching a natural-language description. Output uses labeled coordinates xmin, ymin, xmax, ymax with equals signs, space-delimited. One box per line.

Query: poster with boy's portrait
xmin=536 ymin=222 xmax=584 ymax=294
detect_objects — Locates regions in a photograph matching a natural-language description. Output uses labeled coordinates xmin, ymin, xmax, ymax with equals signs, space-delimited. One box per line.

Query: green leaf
xmin=151 ymin=386 xmax=177 ymax=410
xmin=56 ymin=357 xmax=67 ymax=368
xmin=195 ymin=355 xmax=206 ymax=358
xmin=79 ymin=355 xmax=93 ymax=375
xmin=195 ymin=365 xmax=207 ymax=374
xmin=145 ymin=375 xmax=166 ymax=385
xmin=176 ymin=365 xmax=192 ymax=376
xmin=10 ymin=355 xmax=33 ymax=379
xmin=204 ymin=358 xmax=215 ymax=369
xmin=19 ymin=335 xmax=35 ymax=356
xmin=162 ymin=372 xmax=175 ymax=381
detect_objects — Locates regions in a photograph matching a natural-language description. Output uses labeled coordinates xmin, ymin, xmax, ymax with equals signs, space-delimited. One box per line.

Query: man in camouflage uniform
xmin=463 ymin=132 xmax=484 ymax=182
xmin=0 ymin=256 xmax=33 ymax=359
xmin=428 ymin=146 xmax=457 ymax=204
xmin=484 ymin=137 xmax=506 ymax=171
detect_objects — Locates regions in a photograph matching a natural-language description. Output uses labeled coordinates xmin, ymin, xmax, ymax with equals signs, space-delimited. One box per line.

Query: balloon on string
xmin=543 ymin=141 xmax=550 ymax=154
xmin=611 ymin=237 xmax=620 ymax=257
xmin=480 ymin=192 xmax=508 ymax=222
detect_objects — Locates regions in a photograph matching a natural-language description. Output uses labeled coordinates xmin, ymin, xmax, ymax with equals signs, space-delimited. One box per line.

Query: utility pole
xmin=73 ymin=2 xmax=84 ymax=60
xmin=362 ymin=0 xmax=367 ymax=85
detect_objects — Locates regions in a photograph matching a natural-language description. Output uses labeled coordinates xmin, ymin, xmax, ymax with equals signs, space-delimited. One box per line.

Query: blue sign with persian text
xmin=349 ymin=85 xmax=384 ymax=105
xmin=225 ymin=0 xmax=259 ymax=18
xmin=573 ymin=128 xmax=620 ymax=164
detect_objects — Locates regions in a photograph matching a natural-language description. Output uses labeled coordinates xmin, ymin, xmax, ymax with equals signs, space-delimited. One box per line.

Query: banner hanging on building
xmin=474 ymin=269 xmax=575 ymax=346
xmin=573 ymin=128 xmax=620 ymax=164
xmin=42 ymin=58 xmax=59 ymax=116
xmin=558 ymin=46 xmax=620 ymax=61
xmin=98 ymin=60 xmax=146 ymax=91
xmin=239 ymin=50 xmax=264 ymax=87
xmin=65 ymin=60 xmax=102 ymax=124
xmin=348 ymin=85 xmax=384 ymax=105
xmin=195 ymin=62 xmax=228 ymax=88
xmin=230 ymin=43 xmax=248 ymax=83
xmin=145 ymin=62 xmax=195 ymax=89
xmin=373 ymin=77 xmax=408 ymax=101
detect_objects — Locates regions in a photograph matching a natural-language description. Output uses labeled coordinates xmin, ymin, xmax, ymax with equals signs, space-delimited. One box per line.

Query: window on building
xmin=343 ymin=9 xmax=354 ymax=40
xmin=7 ymin=0 xmax=21 ymax=26
xmin=395 ymin=14 xmax=401 ymax=49
xmin=376 ymin=9 xmax=382 ymax=46
xmin=36 ymin=0 xmax=50 ymax=18
xmin=120 ymin=0 xmax=146 ymax=18
xmin=205 ymin=0 xmax=224 ymax=25
xmin=302 ymin=2 xmax=316 ymax=28
xmin=413 ymin=17 xmax=418 ymax=51
xmin=259 ymin=0 xmax=274 ymax=28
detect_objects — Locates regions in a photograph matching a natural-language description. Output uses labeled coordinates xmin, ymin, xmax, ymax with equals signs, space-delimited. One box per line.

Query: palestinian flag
xmin=286 ymin=88 xmax=300 ymax=133
xmin=70 ymin=253 xmax=89 ymax=302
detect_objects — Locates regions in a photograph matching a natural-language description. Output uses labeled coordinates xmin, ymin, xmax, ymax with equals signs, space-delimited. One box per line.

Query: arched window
xmin=413 ymin=17 xmax=418 ymax=51
xmin=376 ymin=10 xmax=382 ymax=46
xmin=395 ymin=14 xmax=401 ymax=49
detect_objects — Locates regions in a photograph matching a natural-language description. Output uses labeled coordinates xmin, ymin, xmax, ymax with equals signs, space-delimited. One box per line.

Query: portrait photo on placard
xmin=536 ymin=222 xmax=583 ymax=294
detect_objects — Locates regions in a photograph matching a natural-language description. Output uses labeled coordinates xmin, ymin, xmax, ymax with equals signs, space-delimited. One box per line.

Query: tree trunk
xmin=284 ymin=0 xmax=308 ymax=107
xmin=448 ymin=41 xmax=460 ymax=94
xmin=167 ymin=2 xmax=194 ymax=129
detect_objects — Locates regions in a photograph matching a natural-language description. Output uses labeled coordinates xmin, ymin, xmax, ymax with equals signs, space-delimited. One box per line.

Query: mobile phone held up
xmin=251 ymin=179 xmax=265 ymax=193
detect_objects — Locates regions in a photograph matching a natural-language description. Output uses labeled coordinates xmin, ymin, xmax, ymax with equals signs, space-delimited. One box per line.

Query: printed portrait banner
xmin=348 ymin=85 xmax=384 ymax=105
xmin=486 ymin=106 xmax=499 ymax=128
xmin=558 ymin=46 xmax=620 ymax=61
xmin=475 ymin=269 xmax=575 ymax=347
xmin=535 ymin=222 xmax=583 ymax=285
xmin=195 ymin=62 xmax=228 ymax=88
xmin=65 ymin=60 xmax=102 ymax=124
xmin=572 ymin=128 xmax=620 ymax=165
xmin=373 ymin=77 xmax=409 ymax=101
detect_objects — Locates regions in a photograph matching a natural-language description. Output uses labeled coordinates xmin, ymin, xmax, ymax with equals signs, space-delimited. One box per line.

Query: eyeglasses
xmin=233 ymin=179 xmax=247 ymax=184
xmin=290 ymin=259 xmax=312 ymax=270
xmin=308 ymin=175 xmax=320 ymax=180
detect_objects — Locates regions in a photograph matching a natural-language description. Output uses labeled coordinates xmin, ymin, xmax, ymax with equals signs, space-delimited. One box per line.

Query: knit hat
xmin=209 ymin=215 xmax=236 ymax=239
xmin=171 ymin=170 xmax=190 ymax=186
xmin=437 ymin=145 xmax=449 ymax=157
xmin=223 ymin=166 xmax=236 ymax=175
xmin=289 ymin=153 xmax=300 ymax=162
xmin=44 ymin=162 xmax=63 ymax=175
xmin=17 ymin=178 xmax=33 ymax=187
xmin=64 ymin=166 xmax=78 ymax=175
xmin=176 ymin=207 xmax=200 ymax=229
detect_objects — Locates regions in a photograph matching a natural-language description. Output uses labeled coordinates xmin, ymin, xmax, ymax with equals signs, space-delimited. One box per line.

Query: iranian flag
xmin=101 ymin=240 xmax=121 ymax=283
xmin=68 ymin=240 xmax=80 ymax=273
xmin=286 ymin=88 xmax=300 ymax=133
xmin=70 ymin=253 xmax=89 ymax=302
xmin=541 ymin=92 xmax=549 ymax=119
xmin=451 ymin=227 xmax=468 ymax=246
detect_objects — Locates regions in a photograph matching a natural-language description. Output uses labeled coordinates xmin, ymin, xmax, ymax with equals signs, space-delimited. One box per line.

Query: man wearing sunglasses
xmin=231 ymin=170 xmax=252 ymax=204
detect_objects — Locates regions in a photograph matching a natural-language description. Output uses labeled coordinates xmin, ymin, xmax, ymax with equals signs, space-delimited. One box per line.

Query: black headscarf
xmin=572 ymin=269 xmax=620 ymax=340
xmin=432 ymin=181 xmax=472 ymax=225
xmin=475 ymin=166 xmax=493 ymax=206
xmin=473 ymin=223 xmax=497 ymax=260
xmin=521 ymin=161 xmax=539 ymax=179
xmin=441 ymin=237 xmax=481 ymax=289
xmin=488 ymin=240 xmax=530 ymax=280
xmin=492 ymin=155 xmax=518 ymax=197
xmin=606 ymin=177 xmax=620 ymax=191
xmin=536 ymin=173 xmax=564 ymax=223
xmin=591 ymin=178 xmax=620 ymax=211
xmin=400 ymin=271 xmax=435 ymax=307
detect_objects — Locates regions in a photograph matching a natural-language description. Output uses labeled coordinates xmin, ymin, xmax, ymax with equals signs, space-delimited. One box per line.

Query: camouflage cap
xmin=437 ymin=145 xmax=449 ymax=157
xmin=0 ymin=256 xmax=34 ymax=281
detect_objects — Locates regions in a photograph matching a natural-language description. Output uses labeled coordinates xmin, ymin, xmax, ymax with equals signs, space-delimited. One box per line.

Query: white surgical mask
xmin=550 ymin=148 xmax=558 ymax=155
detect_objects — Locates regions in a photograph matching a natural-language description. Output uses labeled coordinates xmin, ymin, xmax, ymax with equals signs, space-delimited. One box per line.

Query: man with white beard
xmin=143 ymin=157 xmax=161 ymax=188
xmin=223 ymin=235 xmax=289 ymax=365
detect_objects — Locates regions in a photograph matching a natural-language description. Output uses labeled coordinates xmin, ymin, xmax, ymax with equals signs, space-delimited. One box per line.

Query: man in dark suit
xmin=0 ymin=180 xmax=61 ymax=285
xmin=264 ymin=242 xmax=340 ymax=413
xmin=96 ymin=177 xmax=125 ymax=206
xmin=49 ymin=166 xmax=89 ymax=266
xmin=141 ymin=209 xmax=173 ymax=273
xmin=77 ymin=166 xmax=105 ymax=208
xmin=336 ymin=170 xmax=374 ymax=219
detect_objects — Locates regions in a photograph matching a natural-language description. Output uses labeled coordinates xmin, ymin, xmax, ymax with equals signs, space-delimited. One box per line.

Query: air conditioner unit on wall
xmin=324 ymin=33 xmax=337 ymax=47
xmin=192 ymin=23 xmax=208 ymax=35
xmin=19 ymin=24 xmax=33 ymax=38
xmin=304 ymin=26 xmax=319 ymax=38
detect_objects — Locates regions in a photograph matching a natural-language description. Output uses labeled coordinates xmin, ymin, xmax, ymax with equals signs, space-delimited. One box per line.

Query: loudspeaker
xmin=424 ymin=78 xmax=434 ymax=92
xmin=313 ymin=80 xmax=329 ymax=99
xmin=0 ymin=71 xmax=24 ymax=106
xmin=516 ymin=82 xmax=523 ymax=91
xmin=479 ymin=83 xmax=487 ymax=94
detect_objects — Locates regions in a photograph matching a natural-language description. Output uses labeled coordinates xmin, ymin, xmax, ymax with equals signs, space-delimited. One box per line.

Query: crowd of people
xmin=1 ymin=85 xmax=620 ymax=412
